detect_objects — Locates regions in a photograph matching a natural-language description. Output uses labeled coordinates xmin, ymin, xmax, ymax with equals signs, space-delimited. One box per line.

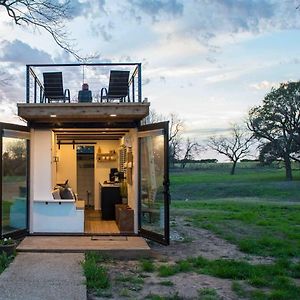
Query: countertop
xmin=100 ymin=182 xmax=120 ymax=188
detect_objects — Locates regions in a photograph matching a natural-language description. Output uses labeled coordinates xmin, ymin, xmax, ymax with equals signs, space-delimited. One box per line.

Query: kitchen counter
xmin=101 ymin=182 xmax=120 ymax=188
xmin=32 ymin=199 xmax=84 ymax=233
xmin=100 ymin=183 xmax=122 ymax=220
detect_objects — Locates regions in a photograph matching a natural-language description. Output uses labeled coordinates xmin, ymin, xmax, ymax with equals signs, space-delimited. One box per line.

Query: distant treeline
xmin=175 ymin=158 xmax=262 ymax=164
xmin=175 ymin=159 xmax=218 ymax=164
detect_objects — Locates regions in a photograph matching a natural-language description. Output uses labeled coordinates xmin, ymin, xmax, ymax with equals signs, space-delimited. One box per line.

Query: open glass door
xmin=0 ymin=123 xmax=30 ymax=238
xmin=138 ymin=122 xmax=170 ymax=245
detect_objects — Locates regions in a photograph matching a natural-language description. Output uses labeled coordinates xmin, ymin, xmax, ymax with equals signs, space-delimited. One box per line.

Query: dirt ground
xmin=88 ymin=216 xmax=272 ymax=300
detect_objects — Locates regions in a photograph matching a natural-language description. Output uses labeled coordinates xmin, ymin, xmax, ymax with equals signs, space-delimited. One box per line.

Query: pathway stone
xmin=0 ymin=253 xmax=86 ymax=300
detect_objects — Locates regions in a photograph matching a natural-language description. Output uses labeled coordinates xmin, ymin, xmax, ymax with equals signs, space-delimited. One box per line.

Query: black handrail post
xmin=132 ymin=76 xmax=135 ymax=103
xmin=40 ymin=88 xmax=43 ymax=103
xmin=26 ymin=65 xmax=30 ymax=103
xmin=138 ymin=63 xmax=142 ymax=102
xmin=0 ymin=124 xmax=2 ymax=237
xmin=34 ymin=77 xmax=37 ymax=103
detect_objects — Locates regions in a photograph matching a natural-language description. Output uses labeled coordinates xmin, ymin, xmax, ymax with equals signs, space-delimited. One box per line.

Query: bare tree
xmin=0 ymin=0 xmax=81 ymax=60
xmin=208 ymin=124 xmax=254 ymax=175
xmin=146 ymin=110 xmax=184 ymax=166
xmin=169 ymin=113 xmax=184 ymax=166
xmin=180 ymin=138 xmax=201 ymax=169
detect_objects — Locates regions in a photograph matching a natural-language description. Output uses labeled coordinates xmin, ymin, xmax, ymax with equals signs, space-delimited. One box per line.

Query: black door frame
xmin=138 ymin=121 xmax=170 ymax=245
xmin=0 ymin=122 xmax=30 ymax=239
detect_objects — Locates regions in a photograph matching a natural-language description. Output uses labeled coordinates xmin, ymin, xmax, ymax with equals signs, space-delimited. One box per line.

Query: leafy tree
xmin=248 ymin=82 xmax=300 ymax=180
xmin=3 ymin=140 xmax=27 ymax=176
xmin=0 ymin=0 xmax=81 ymax=60
xmin=208 ymin=124 xmax=253 ymax=175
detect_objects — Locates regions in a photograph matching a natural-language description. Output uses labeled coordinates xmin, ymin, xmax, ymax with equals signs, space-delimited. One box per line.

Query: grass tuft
xmin=0 ymin=252 xmax=14 ymax=274
xmin=159 ymin=280 xmax=174 ymax=286
xmin=82 ymin=252 xmax=110 ymax=290
xmin=198 ymin=287 xmax=220 ymax=300
xmin=140 ymin=258 xmax=156 ymax=272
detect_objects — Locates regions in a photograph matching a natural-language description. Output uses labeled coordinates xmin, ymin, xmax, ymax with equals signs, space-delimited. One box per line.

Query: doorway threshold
xmin=17 ymin=236 xmax=150 ymax=258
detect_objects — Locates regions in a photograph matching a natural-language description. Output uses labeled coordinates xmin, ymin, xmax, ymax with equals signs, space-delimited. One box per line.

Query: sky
xmin=0 ymin=0 xmax=300 ymax=160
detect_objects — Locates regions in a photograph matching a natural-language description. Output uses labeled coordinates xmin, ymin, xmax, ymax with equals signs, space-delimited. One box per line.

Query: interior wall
xmin=125 ymin=129 xmax=138 ymax=233
xmin=51 ymin=131 xmax=56 ymax=188
xmin=94 ymin=140 xmax=120 ymax=210
xmin=77 ymin=150 xmax=94 ymax=206
xmin=56 ymin=145 xmax=77 ymax=192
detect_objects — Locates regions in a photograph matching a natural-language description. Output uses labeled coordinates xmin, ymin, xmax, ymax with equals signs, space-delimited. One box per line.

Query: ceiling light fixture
xmin=110 ymin=114 xmax=117 ymax=117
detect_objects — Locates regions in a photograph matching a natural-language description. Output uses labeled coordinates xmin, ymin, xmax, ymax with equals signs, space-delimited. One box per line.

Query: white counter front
xmin=32 ymin=199 xmax=84 ymax=233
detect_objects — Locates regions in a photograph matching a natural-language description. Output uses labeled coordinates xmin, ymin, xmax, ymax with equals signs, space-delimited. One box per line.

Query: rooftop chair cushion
xmin=43 ymin=72 xmax=70 ymax=103
xmin=78 ymin=90 xmax=92 ymax=102
xmin=100 ymin=70 xmax=130 ymax=102
xmin=52 ymin=189 xmax=61 ymax=200
xmin=54 ymin=180 xmax=75 ymax=200
xmin=60 ymin=187 xmax=75 ymax=199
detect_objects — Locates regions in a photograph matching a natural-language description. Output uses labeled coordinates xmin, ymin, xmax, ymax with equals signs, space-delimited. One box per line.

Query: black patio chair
xmin=100 ymin=70 xmax=130 ymax=102
xmin=43 ymin=72 xmax=70 ymax=103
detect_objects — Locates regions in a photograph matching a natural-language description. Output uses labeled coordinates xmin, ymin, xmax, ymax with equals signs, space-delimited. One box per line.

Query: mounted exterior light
xmin=110 ymin=114 xmax=117 ymax=117
xmin=50 ymin=114 xmax=57 ymax=118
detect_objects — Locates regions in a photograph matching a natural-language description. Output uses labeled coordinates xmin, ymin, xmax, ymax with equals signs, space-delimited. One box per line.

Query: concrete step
xmin=17 ymin=236 xmax=151 ymax=259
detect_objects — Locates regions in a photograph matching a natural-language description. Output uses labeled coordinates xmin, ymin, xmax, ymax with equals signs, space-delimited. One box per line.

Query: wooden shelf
xmin=97 ymin=151 xmax=117 ymax=162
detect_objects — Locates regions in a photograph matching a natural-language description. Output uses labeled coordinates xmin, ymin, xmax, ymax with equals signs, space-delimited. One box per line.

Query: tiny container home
xmin=0 ymin=63 xmax=170 ymax=245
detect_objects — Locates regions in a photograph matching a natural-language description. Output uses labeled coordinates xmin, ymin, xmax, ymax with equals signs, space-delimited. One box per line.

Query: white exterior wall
xmin=29 ymin=129 xmax=53 ymax=233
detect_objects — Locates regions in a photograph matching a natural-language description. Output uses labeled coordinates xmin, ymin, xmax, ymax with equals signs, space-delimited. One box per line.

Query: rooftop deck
xmin=18 ymin=102 xmax=150 ymax=126
xmin=19 ymin=63 xmax=149 ymax=126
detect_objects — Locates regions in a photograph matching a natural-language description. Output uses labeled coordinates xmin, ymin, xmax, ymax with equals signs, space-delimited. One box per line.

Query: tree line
xmin=154 ymin=81 xmax=300 ymax=180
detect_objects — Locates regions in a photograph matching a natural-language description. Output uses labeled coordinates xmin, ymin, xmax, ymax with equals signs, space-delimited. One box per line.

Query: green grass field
xmin=171 ymin=163 xmax=300 ymax=201
xmin=169 ymin=162 xmax=300 ymax=299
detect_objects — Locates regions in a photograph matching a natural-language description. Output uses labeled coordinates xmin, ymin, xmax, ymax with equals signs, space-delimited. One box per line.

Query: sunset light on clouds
xmin=0 ymin=0 xmax=300 ymax=142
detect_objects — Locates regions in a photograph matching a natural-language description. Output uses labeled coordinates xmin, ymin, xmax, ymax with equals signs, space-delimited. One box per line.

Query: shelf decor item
xmin=97 ymin=150 xmax=117 ymax=162
xmin=0 ymin=238 xmax=17 ymax=256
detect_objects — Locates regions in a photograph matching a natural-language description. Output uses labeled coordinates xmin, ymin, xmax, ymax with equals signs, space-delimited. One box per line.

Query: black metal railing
xmin=26 ymin=63 xmax=142 ymax=104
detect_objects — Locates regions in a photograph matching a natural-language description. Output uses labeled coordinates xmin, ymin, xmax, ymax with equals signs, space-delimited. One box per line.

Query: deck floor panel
xmin=84 ymin=210 xmax=120 ymax=234
xmin=17 ymin=236 xmax=150 ymax=257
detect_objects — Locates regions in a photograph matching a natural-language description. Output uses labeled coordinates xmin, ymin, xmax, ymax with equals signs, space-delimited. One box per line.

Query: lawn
xmin=83 ymin=162 xmax=300 ymax=300
xmin=172 ymin=200 xmax=300 ymax=258
xmin=169 ymin=162 xmax=300 ymax=299
xmin=170 ymin=163 xmax=300 ymax=201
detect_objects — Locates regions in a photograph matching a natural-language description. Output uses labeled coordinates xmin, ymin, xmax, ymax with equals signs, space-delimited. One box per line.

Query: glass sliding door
xmin=138 ymin=122 xmax=170 ymax=245
xmin=1 ymin=125 xmax=30 ymax=237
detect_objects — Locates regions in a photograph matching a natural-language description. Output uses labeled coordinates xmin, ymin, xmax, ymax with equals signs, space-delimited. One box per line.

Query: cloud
xmin=90 ymin=21 xmax=114 ymax=41
xmin=250 ymin=80 xmax=279 ymax=90
xmin=69 ymin=0 xmax=106 ymax=18
xmin=128 ymin=0 xmax=183 ymax=21
xmin=0 ymin=40 xmax=52 ymax=64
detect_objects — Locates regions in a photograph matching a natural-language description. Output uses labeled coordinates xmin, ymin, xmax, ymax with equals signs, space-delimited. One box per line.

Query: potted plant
xmin=0 ymin=237 xmax=16 ymax=256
